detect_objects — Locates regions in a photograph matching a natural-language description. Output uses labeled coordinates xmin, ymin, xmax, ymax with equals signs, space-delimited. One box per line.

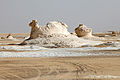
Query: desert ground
xmin=0 ymin=56 xmax=120 ymax=80
xmin=0 ymin=33 xmax=120 ymax=80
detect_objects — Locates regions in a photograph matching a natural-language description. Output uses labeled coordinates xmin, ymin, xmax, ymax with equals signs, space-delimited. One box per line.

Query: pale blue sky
xmin=0 ymin=0 xmax=120 ymax=33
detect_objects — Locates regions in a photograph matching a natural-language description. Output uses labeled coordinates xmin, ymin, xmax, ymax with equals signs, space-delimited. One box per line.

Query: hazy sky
xmin=0 ymin=0 xmax=120 ymax=33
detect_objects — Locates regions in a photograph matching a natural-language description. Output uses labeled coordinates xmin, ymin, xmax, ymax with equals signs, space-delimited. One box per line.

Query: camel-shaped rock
xmin=75 ymin=24 xmax=92 ymax=37
xmin=29 ymin=20 xmax=70 ymax=39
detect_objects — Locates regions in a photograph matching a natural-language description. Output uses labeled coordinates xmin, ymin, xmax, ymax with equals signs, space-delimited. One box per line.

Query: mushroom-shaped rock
xmin=29 ymin=20 xmax=70 ymax=39
xmin=75 ymin=24 xmax=92 ymax=37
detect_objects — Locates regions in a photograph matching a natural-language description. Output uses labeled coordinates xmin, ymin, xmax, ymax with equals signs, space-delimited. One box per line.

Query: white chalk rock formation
xmin=21 ymin=20 xmax=104 ymax=48
xmin=75 ymin=24 xmax=92 ymax=37
xmin=29 ymin=20 xmax=70 ymax=39
xmin=22 ymin=34 xmax=103 ymax=48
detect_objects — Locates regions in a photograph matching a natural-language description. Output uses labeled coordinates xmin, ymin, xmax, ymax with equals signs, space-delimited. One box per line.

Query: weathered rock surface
xmin=21 ymin=20 xmax=104 ymax=48
xmin=75 ymin=24 xmax=92 ymax=37
xmin=21 ymin=34 xmax=103 ymax=48
xmin=29 ymin=20 xmax=70 ymax=39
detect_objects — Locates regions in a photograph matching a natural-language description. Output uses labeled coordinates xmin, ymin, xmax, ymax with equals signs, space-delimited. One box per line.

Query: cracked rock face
xmin=75 ymin=24 xmax=92 ymax=37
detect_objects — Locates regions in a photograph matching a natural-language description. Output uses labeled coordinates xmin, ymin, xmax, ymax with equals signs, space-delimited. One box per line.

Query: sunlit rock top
xmin=29 ymin=20 xmax=70 ymax=39
xmin=75 ymin=24 xmax=92 ymax=37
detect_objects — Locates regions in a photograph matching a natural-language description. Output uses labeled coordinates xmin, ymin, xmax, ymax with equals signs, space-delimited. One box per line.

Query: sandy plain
xmin=0 ymin=56 xmax=120 ymax=80
xmin=0 ymin=33 xmax=120 ymax=80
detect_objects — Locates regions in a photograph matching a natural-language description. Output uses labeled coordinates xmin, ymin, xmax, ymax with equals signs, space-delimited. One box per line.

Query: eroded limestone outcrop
xmin=75 ymin=24 xmax=92 ymax=37
xmin=21 ymin=20 xmax=104 ymax=48
xmin=29 ymin=20 xmax=70 ymax=39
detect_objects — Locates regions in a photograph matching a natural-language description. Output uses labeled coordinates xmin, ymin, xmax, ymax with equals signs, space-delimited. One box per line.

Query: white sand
xmin=0 ymin=45 xmax=120 ymax=58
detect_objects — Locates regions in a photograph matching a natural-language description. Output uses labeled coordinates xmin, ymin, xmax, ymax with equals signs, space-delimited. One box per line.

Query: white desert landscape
xmin=0 ymin=20 xmax=120 ymax=80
